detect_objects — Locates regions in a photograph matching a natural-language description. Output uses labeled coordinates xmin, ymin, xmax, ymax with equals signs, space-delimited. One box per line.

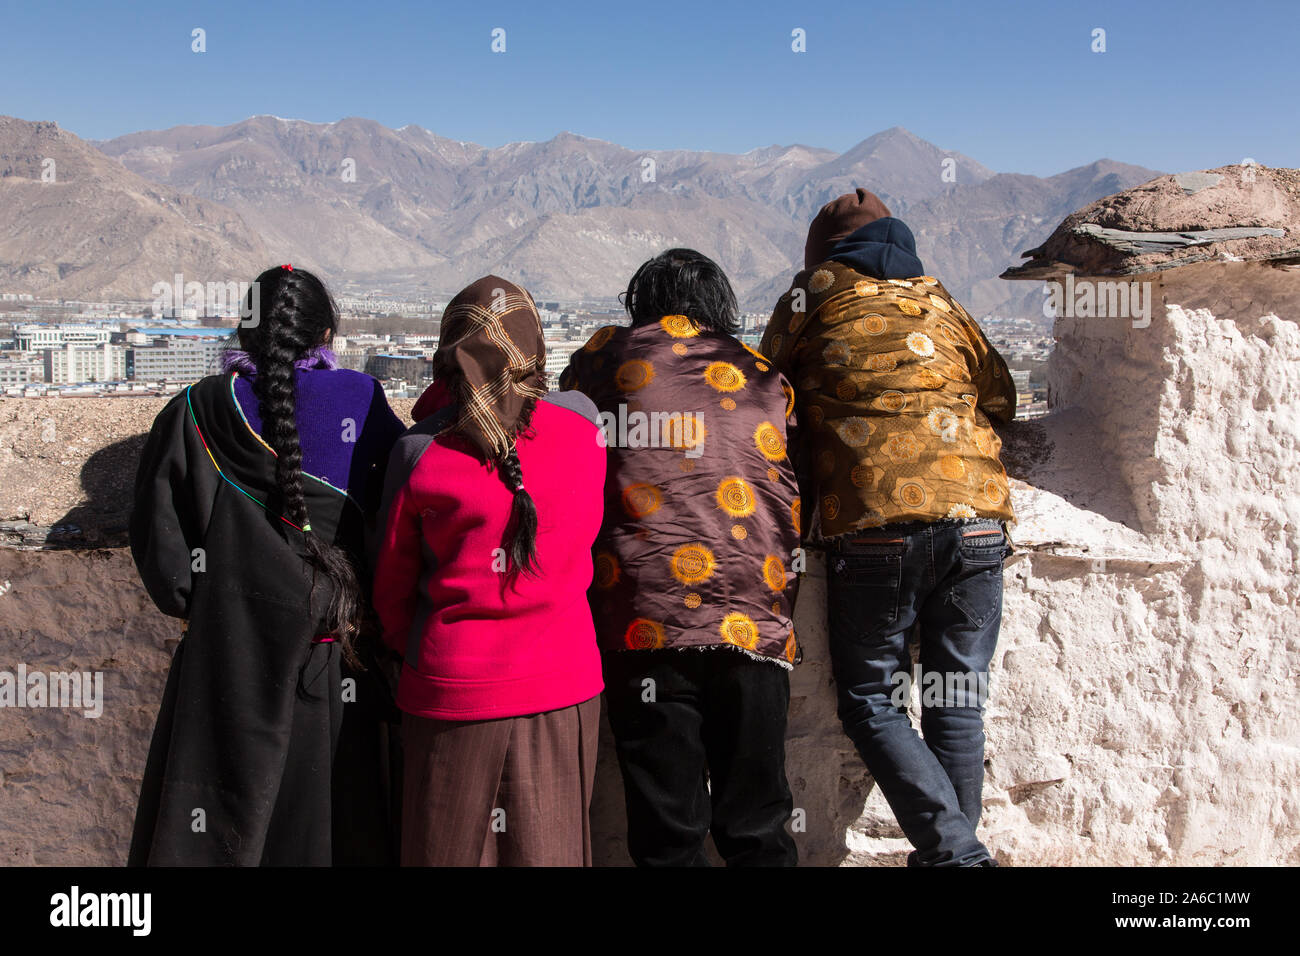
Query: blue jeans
xmin=827 ymin=518 xmax=1009 ymax=866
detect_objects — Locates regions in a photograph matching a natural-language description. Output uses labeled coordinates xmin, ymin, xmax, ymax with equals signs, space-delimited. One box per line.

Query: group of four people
xmin=127 ymin=188 xmax=1016 ymax=867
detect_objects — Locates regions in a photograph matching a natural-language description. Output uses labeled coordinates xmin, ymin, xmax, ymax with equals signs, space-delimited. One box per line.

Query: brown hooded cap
xmin=803 ymin=188 xmax=892 ymax=269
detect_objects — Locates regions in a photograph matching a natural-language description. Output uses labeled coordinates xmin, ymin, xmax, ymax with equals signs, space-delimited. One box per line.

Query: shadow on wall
xmin=45 ymin=435 xmax=145 ymax=549
xmin=997 ymin=406 xmax=1142 ymax=531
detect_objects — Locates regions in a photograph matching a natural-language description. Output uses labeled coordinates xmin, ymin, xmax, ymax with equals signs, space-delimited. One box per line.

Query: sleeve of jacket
xmin=371 ymin=437 xmax=431 ymax=657
xmin=129 ymin=390 xmax=201 ymax=619
xmin=763 ymin=297 xmax=814 ymax=514
xmin=353 ymin=380 xmax=410 ymax=586
xmin=775 ymin=370 xmax=814 ymax=537
xmin=957 ymin=308 xmax=1017 ymax=424
xmin=759 ymin=299 xmax=794 ymax=379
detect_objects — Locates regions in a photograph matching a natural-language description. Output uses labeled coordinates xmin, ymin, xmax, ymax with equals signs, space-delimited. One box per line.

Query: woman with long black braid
xmin=129 ymin=265 xmax=406 ymax=865
xmin=373 ymin=275 xmax=607 ymax=866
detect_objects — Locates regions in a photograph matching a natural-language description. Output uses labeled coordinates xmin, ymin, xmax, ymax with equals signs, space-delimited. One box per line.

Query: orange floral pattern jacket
xmin=562 ymin=315 xmax=801 ymax=666
xmin=760 ymin=261 xmax=1016 ymax=538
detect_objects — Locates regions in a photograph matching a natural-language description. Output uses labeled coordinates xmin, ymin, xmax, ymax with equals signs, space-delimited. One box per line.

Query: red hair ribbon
xmin=281 ymin=263 xmax=293 ymax=271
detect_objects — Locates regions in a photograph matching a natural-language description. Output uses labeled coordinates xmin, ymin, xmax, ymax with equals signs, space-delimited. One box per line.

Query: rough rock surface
xmin=2 ymin=256 xmax=1298 ymax=864
xmin=1003 ymin=165 xmax=1300 ymax=279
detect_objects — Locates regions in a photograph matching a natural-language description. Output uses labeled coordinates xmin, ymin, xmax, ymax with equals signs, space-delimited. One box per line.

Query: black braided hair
xmin=497 ymin=445 xmax=539 ymax=580
xmin=234 ymin=266 xmax=363 ymax=665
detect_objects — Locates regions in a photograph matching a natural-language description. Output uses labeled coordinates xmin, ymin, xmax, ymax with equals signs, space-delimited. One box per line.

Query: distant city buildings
xmin=333 ymin=347 xmax=370 ymax=373
xmin=0 ymin=293 xmax=1056 ymax=415
xmin=366 ymin=353 xmax=433 ymax=388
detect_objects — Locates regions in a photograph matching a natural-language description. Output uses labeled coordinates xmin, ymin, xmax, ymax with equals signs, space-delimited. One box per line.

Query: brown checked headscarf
xmin=426 ymin=275 xmax=548 ymax=462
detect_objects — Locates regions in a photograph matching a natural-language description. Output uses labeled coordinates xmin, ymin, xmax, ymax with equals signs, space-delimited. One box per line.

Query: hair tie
xmin=281 ymin=263 xmax=293 ymax=272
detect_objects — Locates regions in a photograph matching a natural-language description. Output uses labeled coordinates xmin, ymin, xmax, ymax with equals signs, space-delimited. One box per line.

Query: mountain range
xmin=1 ymin=114 xmax=1162 ymax=315
xmin=0 ymin=116 xmax=267 ymax=301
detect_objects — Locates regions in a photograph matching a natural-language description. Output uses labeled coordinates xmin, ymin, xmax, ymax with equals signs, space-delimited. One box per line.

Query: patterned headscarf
xmin=431 ymin=275 xmax=548 ymax=461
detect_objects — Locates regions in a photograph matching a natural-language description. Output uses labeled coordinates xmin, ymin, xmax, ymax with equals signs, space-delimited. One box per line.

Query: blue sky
xmin=1 ymin=0 xmax=1294 ymax=175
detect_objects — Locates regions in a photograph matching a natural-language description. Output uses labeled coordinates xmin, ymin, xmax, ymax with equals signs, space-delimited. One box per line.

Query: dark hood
xmin=827 ymin=217 xmax=925 ymax=280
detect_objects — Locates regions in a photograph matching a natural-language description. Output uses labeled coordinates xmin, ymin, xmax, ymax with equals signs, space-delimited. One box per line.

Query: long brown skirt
xmin=400 ymin=694 xmax=601 ymax=866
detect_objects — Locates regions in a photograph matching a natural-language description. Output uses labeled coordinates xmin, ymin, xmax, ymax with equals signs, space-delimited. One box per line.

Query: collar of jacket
xmin=186 ymin=374 xmax=359 ymax=542
xmin=826 ymin=216 xmax=925 ymax=280
xmin=219 ymin=345 xmax=339 ymax=375
xmin=412 ymin=377 xmax=455 ymax=423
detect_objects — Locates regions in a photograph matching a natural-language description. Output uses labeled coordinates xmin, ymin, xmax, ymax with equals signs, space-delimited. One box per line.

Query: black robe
xmin=127 ymin=374 xmax=399 ymax=866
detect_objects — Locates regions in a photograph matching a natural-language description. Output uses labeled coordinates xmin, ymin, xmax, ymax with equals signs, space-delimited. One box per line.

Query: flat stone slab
xmin=1076 ymin=222 xmax=1285 ymax=252
xmin=1174 ymin=171 xmax=1223 ymax=194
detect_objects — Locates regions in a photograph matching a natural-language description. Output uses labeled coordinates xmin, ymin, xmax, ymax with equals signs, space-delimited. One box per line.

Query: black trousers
xmin=602 ymin=648 xmax=797 ymax=867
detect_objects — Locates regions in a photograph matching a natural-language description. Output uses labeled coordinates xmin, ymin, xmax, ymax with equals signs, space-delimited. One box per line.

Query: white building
xmin=130 ymin=342 xmax=214 ymax=383
xmin=0 ymin=358 xmax=40 ymax=387
xmin=544 ymin=340 xmax=583 ymax=389
xmin=15 ymin=325 xmax=112 ymax=351
xmin=42 ymin=343 xmax=127 ymax=384
xmin=126 ymin=327 xmax=231 ymax=383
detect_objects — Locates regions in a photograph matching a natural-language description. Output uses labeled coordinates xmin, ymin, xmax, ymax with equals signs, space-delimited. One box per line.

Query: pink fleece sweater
xmin=373 ymin=384 xmax=606 ymax=720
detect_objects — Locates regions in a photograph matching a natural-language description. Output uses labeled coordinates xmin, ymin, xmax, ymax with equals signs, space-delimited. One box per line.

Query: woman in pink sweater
xmin=372 ymin=276 xmax=606 ymax=866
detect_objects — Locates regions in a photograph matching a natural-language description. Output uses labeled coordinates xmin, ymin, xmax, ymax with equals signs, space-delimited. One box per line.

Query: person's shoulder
xmin=313 ymin=366 xmax=380 ymax=388
xmin=773 ymin=266 xmax=816 ymax=306
xmin=801 ymin=259 xmax=861 ymax=292
xmin=180 ymin=372 xmax=235 ymax=408
xmin=906 ymin=276 xmax=976 ymax=326
xmin=706 ymin=333 xmax=763 ymax=365
xmin=152 ymin=375 xmax=231 ymax=436
xmin=315 ymin=367 xmax=400 ymax=409
xmin=746 ymin=345 xmax=786 ymax=383
xmin=774 ymin=262 xmax=862 ymax=326
xmin=190 ymin=371 xmax=231 ymax=390
xmin=539 ymin=389 xmax=600 ymax=426
xmin=385 ymin=411 xmax=456 ymax=482
xmin=577 ymin=324 xmax=625 ymax=354
xmin=154 ymin=383 xmax=197 ymax=420
xmin=730 ymin=341 xmax=794 ymax=401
